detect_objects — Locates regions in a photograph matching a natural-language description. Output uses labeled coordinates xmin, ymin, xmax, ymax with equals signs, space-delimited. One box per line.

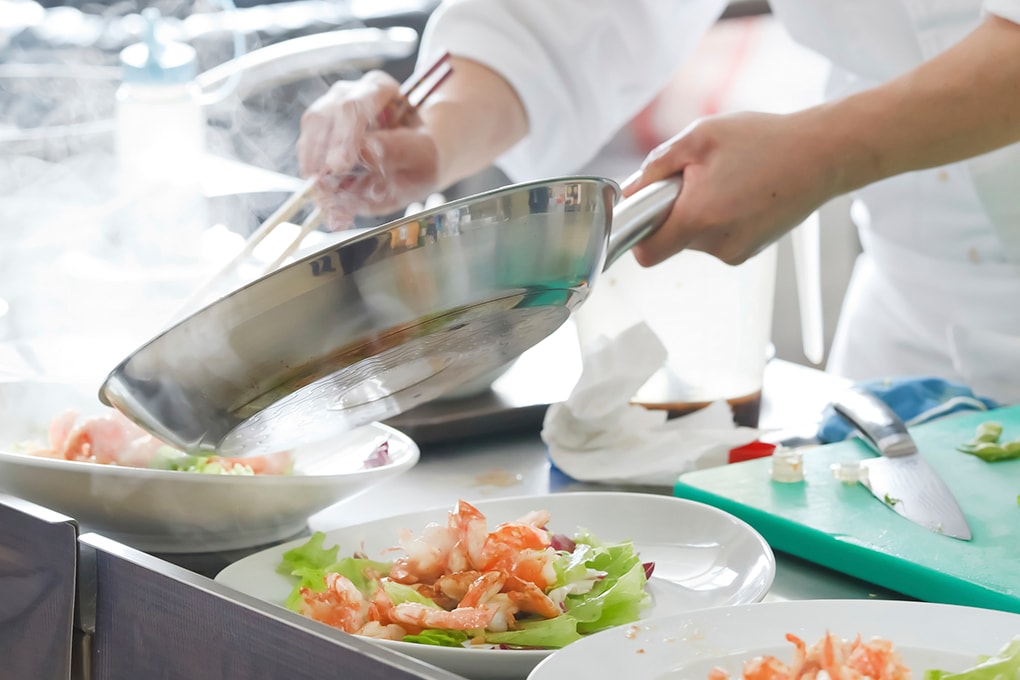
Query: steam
xmin=0 ymin=0 xmax=361 ymax=385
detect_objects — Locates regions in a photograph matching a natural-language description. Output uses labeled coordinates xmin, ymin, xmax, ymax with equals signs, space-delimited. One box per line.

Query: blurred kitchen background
xmin=0 ymin=0 xmax=861 ymax=386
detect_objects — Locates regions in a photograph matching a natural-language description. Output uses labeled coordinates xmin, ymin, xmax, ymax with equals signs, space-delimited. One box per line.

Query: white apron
xmin=771 ymin=0 xmax=1020 ymax=403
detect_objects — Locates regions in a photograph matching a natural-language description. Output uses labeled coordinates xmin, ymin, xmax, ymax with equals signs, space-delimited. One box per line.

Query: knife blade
xmin=831 ymin=387 xmax=972 ymax=541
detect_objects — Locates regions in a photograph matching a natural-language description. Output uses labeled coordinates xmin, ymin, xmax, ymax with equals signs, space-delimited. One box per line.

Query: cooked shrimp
xmin=742 ymin=655 xmax=792 ymax=680
xmin=447 ymin=500 xmax=488 ymax=573
xmin=59 ymin=413 xmax=140 ymax=464
xmin=458 ymin=571 xmax=505 ymax=608
xmin=714 ymin=632 xmax=911 ymax=680
xmin=508 ymin=549 xmax=558 ymax=590
xmin=389 ymin=523 xmax=458 ymax=585
xmin=484 ymin=593 xmax=518 ymax=632
xmin=358 ymin=620 xmax=407 ymax=641
xmin=434 ymin=570 xmax=483 ymax=605
xmin=821 ymin=633 xmax=909 ymax=680
xmin=786 ymin=633 xmax=809 ymax=677
xmin=479 ymin=520 xmax=556 ymax=589
xmin=24 ymin=408 xmax=294 ymax=473
xmin=484 ymin=522 xmax=551 ymax=557
xmin=366 ymin=584 xmax=398 ymax=626
xmin=299 ymin=573 xmax=370 ymax=633
xmin=390 ymin=602 xmax=495 ymax=631
xmin=514 ymin=509 xmax=551 ymax=529
xmin=47 ymin=409 xmax=79 ymax=453
xmin=503 ymin=576 xmax=562 ymax=619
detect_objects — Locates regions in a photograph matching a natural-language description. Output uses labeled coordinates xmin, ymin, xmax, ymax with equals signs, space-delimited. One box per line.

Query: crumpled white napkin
xmin=542 ymin=322 xmax=762 ymax=486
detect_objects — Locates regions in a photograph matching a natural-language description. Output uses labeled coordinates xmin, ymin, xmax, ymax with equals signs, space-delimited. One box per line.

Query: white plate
xmin=0 ymin=379 xmax=419 ymax=553
xmin=215 ymin=491 xmax=776 ymax=680
xmin=528 ymin=599 xmax=1020 ymax=679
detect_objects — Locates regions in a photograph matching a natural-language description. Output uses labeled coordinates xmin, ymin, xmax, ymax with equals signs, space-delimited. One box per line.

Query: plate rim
xmin=0 ymin=420 xmax=420 ymax=484
xmin=526 ymin=597 xmax=1020 ymax=679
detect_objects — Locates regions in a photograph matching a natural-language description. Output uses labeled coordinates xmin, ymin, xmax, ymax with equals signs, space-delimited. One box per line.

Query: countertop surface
xmin=301 ymin=357 xmax=908 ymax=605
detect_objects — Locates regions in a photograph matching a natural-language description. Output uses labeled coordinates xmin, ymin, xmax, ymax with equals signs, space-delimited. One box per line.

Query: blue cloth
xmin=817 ymin=376 xmax=999 ymax=444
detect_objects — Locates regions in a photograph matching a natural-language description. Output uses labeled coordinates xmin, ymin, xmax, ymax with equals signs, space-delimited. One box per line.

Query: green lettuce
xmin=148 ymin=447 xmax=254 ymax=474
xmin=558 ymin=534 xmax=651 ymax=635
xmin=925 ymin=636 xmax=1020 ymax=680
xmin=485 ymin=614 xmax=584 ymax=649
xmin=277 ymin=532 xmax=392 ymax=611
xmin=402 ymin=629 xmax=470 ymax=647
xmin=383 ymin=580 xmax=441 ymax=607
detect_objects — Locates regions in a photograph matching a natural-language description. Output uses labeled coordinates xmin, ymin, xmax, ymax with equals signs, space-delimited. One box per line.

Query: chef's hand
xmin=298 ymin=70 xmax=441 ymax=229
xmin=621 ymin=110 xmax=840 ymax=267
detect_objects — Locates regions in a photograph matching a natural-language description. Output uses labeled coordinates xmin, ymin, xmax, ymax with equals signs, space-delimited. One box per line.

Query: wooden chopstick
xmin=239 ymin=177 xmax=317 ymax=260
xmin=378 ymin=51 xmax=451 ymax=128
xmin=262 ymin=207 xmax=322 ymax=273
xmin=169 ymin=178 xmax=316 ymax=320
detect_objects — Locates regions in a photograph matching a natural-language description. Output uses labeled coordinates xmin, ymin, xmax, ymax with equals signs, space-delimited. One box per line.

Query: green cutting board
xmin=674 ymin=405 xmax=1020 ymax=613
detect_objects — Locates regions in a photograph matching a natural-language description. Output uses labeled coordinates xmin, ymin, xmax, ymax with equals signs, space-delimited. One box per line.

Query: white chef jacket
xmin=419 ymin=0 xmax=1020 ymax=403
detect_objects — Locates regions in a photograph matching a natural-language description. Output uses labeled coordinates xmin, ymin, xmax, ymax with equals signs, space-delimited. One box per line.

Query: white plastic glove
xmin=297 ymin=70 xmax=441 ymax=229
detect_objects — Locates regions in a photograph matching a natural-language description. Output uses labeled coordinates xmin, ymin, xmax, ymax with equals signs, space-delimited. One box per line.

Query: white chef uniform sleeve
xmin=984 ymin=0 xmax=1020 ymax=23
xmin=418 ymin=0 xmax=728 ymax=181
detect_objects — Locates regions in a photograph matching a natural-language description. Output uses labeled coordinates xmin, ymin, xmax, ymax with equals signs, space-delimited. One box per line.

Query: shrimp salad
xmin=710 ymin=631 xmax=1020 ymax=680
xmin=277 ymin=499 xmax=653 ymax=649
xmin=16 ymin=408 xmax=294 ymax=475
xmin=711 ymin=632 xmax=911 ymax=680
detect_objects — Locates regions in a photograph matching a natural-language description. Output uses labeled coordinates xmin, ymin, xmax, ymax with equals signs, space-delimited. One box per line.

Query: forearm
xmin=417 ymin=56 xmax=528 ymax=189
xmin=803 ymin=14 xmax=1020 ymax=197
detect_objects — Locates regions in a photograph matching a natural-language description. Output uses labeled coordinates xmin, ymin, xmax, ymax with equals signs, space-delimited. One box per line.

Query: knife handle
xmin=831 ymin=387 xmax=917 ymax=458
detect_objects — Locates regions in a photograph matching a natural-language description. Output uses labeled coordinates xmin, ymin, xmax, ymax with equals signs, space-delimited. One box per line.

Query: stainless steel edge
xmin=830 ymin=387 xmax=917 ymax=458
xmin=604 ymin=177 xmax=682 ymax=269
xmin=78 ymin=532 xmax=466 ymax=679
xmin=0 ymin=494 xmax=80 ymax=680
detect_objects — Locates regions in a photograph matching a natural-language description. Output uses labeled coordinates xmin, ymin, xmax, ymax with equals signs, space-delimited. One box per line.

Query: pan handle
xmin=604 ymin=176 xmax=683 ymax=270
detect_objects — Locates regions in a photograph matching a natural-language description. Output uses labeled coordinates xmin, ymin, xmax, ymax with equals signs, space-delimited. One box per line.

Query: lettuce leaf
xmin=277 ymin=532 xmax=391 ymax=611
xmin=277 ymin=532 xmax=338 ymax=575
xmin=148 ymin=447 xmax=253 ymax=475
xmin=402 ymin=629 xmax=470 ymax=647
xmin=383 ymin=580 xmax=441 ymax=607
xmin=566 ymin=559 xmax=650 ymax=634
xmin=560 ymin=537 xmax=650 ymax=635
xmin=924 ymin=636 xmax=1020 ymax=680
xmin=484 ymin=614 xmax=583 ymax=649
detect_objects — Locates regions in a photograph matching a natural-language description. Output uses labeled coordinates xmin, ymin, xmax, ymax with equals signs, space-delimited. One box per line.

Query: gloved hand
xmin=297 ymin=70 xmax=441 ymax=229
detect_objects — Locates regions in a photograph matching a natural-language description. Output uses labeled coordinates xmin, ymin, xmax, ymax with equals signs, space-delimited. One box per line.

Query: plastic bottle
xmin=114 ymin=7 xmax=208 ymax=265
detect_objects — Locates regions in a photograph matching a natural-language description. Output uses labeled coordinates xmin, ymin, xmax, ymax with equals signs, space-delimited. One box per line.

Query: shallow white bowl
xmin=0 ymin=379 xmax=419 ymax=553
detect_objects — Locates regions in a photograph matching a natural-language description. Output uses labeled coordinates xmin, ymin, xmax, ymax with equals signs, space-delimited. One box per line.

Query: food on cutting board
xmin=15 ymin=408 xmax=294 ymax=475
xmin=710 ymin=631 xmax=1020 ymax=680
xmin=956 ymin=420 xmax=1020 ymax=462
xmin=278 ymin=499 xmax=653 ymax=649
xmin=769 ymin=447 xmax=804 ymax=483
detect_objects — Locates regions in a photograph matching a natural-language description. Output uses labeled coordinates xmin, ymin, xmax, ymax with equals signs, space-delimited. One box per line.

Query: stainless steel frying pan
xmin=99 ymin=176 xmax=682 ymax=457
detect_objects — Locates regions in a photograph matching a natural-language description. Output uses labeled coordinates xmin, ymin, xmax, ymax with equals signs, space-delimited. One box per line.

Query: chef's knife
xmin=831 ymin=387 xmax=972 ymax=541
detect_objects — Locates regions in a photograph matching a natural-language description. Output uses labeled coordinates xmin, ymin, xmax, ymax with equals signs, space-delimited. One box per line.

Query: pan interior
xmin=216 ymin=295 xmax=576 ymax=456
